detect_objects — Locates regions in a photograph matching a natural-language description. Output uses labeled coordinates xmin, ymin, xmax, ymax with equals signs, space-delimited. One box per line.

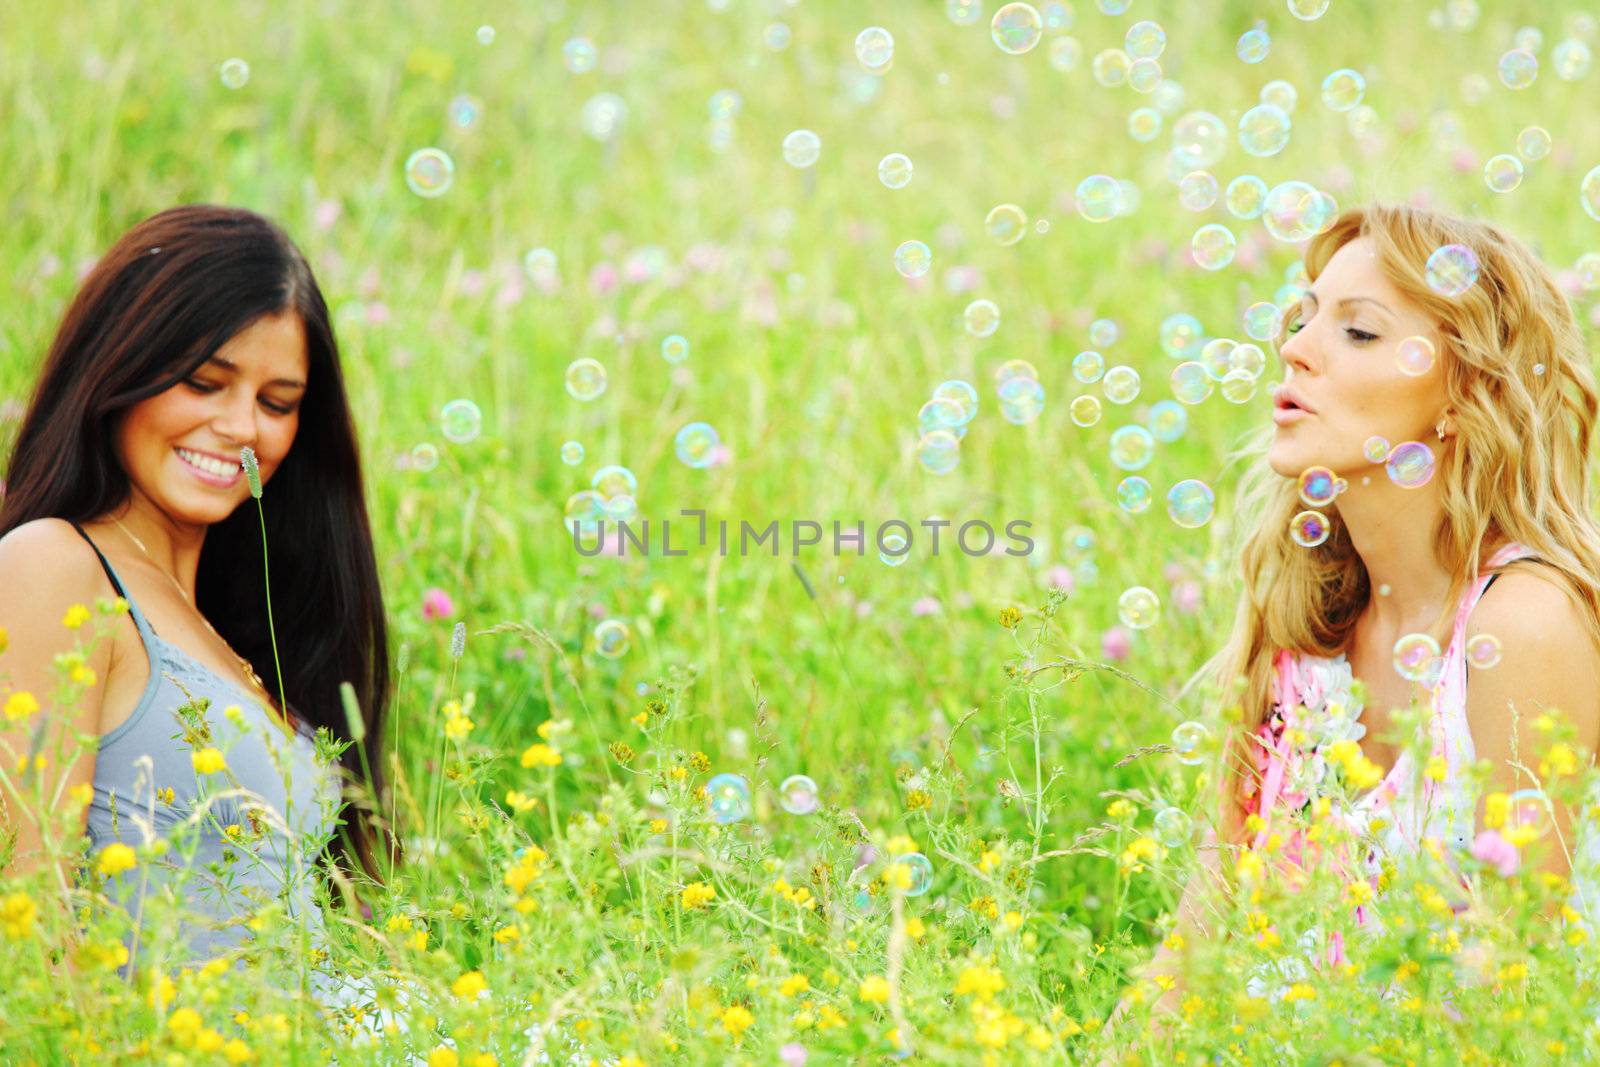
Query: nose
xmin=210 ymin=389 xmax=259 ymax=452
xmin=1278 ymin=316 xmax=1315 ymax=380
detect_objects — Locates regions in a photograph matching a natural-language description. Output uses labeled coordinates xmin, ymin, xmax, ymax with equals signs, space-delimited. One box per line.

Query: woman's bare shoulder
xmin=0 ymin=518 xmax=114 ymax=607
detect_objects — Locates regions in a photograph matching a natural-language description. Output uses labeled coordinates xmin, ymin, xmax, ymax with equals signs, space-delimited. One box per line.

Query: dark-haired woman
xmin=0 ymin=204 xmax=395 ymax=987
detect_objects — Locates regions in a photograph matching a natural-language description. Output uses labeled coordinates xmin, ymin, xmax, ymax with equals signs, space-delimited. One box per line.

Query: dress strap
xmin=66 ymin=520 xmax=159 ymax=641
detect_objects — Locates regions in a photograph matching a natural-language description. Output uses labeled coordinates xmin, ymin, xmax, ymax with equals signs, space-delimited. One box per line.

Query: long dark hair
xmin=0 ymin=204 xmax=398 ymax=891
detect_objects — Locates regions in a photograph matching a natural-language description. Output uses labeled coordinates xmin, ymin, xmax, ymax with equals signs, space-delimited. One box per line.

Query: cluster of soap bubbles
xmin=995 ymin=359 xmax=1044 ymax=425
xmin=916 ymin=380 xmax=977 ymax=474
xmin=564 ymin=464 xmax=640 ymax=537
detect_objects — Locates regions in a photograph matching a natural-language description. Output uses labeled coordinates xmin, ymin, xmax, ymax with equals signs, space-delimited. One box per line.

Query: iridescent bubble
xmin=896 ymin=852 xmax=935 ymax=896
xmin=1073 ymin=351 xmax=1106 ymax=383
xmin=1396 ymin=336 xmax=1436 ymax=376
xmin=1109 ymin=424 xmax=1155 ymax=471
xmin=1261 ymin=80 xmax=1298 ymax=112
xmin=1075 ymin=176 xmax=1122 ymax=222
xmin=1244 ymin=302 xmax=1282 ymax=342
xmin=855 ymin=26 xmax=894 ymax=70
xmin=1426 ymin=244 xmax=1480 ymax=297
xmin=1048 ymin=36 xmax=1084 ymax=71
xmin=404 ymin=148 xmax=455 ymax=198
xmin=999 ymin=377 xmax=1045 ymax=424
xmin=919 ymin=398 xmax=966 ymax=438
xmin=1516 ymin=127 xmax=1551 ymax=162
xmin=675 ymin=422 xmax=720 ymax=469
xmin=782 ymin=129 xmax=821 ymax=168
xmin=709 ymin=89 xmax=743 ymax=120
xmin=1287 ymin=0 xmax=1330 ymax=19
xmin=996 ymin=359 xmax=1040 ymax=385
xmin=1178 ymin=171 xmax=1219 ymax=211
xmin=1498 ymin=48 xmax=1538 ymax=89
xmin=581 ymin=93 xmax=627 ymax=142
xmin=565 ymin=358 xmax=608 ymax=401
xmin=1173 ymin=111 xmax=1228 ymax=169
xmin=1191 ymin=224 xmax=1237 ymax=270
xmin=764 ymin=22 xmax=792 ymax=50
xmin=1236 ymin=28 xmax=1270 ymax=63
xmin=1171 ymin=721 xmax=1209 ymax=765
xmin=1238 ymin=104 xmax=1291 ymax=156
xmin=894 ymin=240 xmax=933 ymax=278
xmin=1117 ymin=476 xmax=1153 ymax=513
xmin=1128 ymin=107 xmax=1163 ymax=142
xmin=1170 ymin=362 xmax=1213 ymax=404
xmin=1069 ymin=395 xmax=1103 ymax=427
xmin=991 ymin=3 xmax=1044 ymax=54
xmin=523 ymin=248 xmax=558 ymax=283
xmin=1147 ymin=400 xmax=1188 ymax=442
xmin=1089 ymin=318 xmax=1120 ymax=347
xmin=1160 ymin=313 xmax=1205 ymax=359
xmin=447 ymin=94 xmax=481 ymax=128
xmin=878 ymin=152 xmax=914 ymax=189
xmin=779 ymin=774 xmax=821 ymax=815
xmin=1103 ymin=365 xmax=1141 ymax=405
xmin=917 ymin=430 xmax=961 ymax=475
xmin=1466 ymin=633 xmax=1502 ymax=670
xmin=440 ymin=399 xmax=482 ymax=444
xmin=1321 ymin=69 xmax=1366 ymax=112
xmin=879 ymin=529 xmax=911 ymax=566
xmin=563 ymin=489 xmax=603 ymax=534
xmin=1118 ymin=585 xmax=1160 ymax=629
xmin=1577 ymin=253 xmax=1600 ymax=292
xmin=964 ymin=299 xmax=1001 ymax=337
xmin=1385 ymin=440 xmax=1436 ymax=488
xmin=1225 ymin=175 xmax=1269 ymax=219
xmin=1392 ymin=633 xmax=1441 ymax=682
xmin=707 ymin=773 xmax=752 ymax=823
xmin=1062 ymin=525 xmax=1096 ymax=561
xmin=594 ymin=619 xmax=631 ymax=659
xmin=1092 ymin=49 xmax=1132 ymax=88
xmin=1554 ymin=39 xmax=1593 ymax=81
xmin=933 ymin=380 xmax=980 ymax=424
xmin=948 ymin=0 xmax=983 ymax=26
xmin=1298 ymin=465 xmax=1338 ymax=507
xmin=1124 ymin=19 xmax=1166 ymax=59
xmin=1508 ymin=789 xmax=1552 ymax=837
xmin=562 ymin=37 xmax=597 ymax=73
xmin=1167 ymin=480 xmax=1215 ymax=528
xmin=1581 ymin=166 xmax=1600 ymax=222
xmin=1127 ymin=56 xmax=1162 ymax=92
xmin=1200 ymin=338 xmax=1237 ymax=381
xmin=476 ymin=25 xmax=495 ymax=45
xmin=592 ymin=465 xmax=638 ymax=500
xmin=560 ymin=440 xmax=585 ymax=466
xmin=985 ymin=204 xmax=1029 ymax=246
xmin=1290 ymin=510 xmax=1330 ymax=548
xmin=1154 ymin=806 xmax=1193 ymax=846
xmin=219 ymin=57 xmax=250 ymax=89
xmin=1485 ymin=154 xmax=1524 ymax=193
xmin=410 ymin=442 xmax=439 ymax=472
xmin=1363 ymin=435 xmax=1391 ymax=463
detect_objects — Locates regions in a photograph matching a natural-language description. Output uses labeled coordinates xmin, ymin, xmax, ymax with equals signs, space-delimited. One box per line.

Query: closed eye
xmin=1346 ymin=328 xmax=1379 ymax=344
xmin=186 ymin=377 xmax=297 ymax=415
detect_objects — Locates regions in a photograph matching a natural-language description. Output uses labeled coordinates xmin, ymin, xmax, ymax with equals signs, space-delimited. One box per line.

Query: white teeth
xmin=176 ymin=448 xmax=240 ymax=478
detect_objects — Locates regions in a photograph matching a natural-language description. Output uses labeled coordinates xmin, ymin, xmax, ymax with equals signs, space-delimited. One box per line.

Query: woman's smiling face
xmin=113 ymin=311 xmax=309 ymax=527
xmin=1267 ymin=236 xmax=1451 ymax=480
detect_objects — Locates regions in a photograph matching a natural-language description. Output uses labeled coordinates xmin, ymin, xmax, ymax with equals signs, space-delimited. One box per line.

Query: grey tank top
xmin=69 ymin=521 xmax=341 ymax=976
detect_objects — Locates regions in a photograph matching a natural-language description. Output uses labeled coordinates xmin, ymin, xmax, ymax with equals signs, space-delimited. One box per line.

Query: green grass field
xmin=4 ymin=0 xmax=1600 ymax=1063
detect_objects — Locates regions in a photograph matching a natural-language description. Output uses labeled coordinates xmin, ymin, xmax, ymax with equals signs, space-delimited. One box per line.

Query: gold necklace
xmin=110 ymin=516 xmax=294 ymax=736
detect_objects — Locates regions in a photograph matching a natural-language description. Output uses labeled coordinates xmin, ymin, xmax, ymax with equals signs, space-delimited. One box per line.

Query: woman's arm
xmin=0 ymin=519 xmax=114 ymax=894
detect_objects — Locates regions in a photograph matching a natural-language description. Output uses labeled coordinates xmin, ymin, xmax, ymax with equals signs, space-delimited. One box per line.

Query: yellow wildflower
xmin=1119 ymin=835 xmax=1161 ymax=874
xmin=1424 ymin=755 xmax=1447 ymax=782
xmin=681 ymin=881 xmax=716 ymax=909
xmin=62 ymin=603 xmax=92 ymax=629
xmin=428 ymin=1048 xmax=459 ymax=1067
xmin=884 ymin=834 xmax=918 ymax=856
xmin=191 ymin=748 xmax=227 ymax=775
xmin=96 ymin=842 xmax=138 ymax=878
xmin=1541 ymin=743 xmax=1578 ymax=779
xmin=1282 ymin=983 xmax=1316 ymax=1003
xmin=1 ymin=893 xmax=38 ymax=939
xmin=955 ymin=963 xmax=1006 ymax=1000
xmin=70 ymin=663 xmax=96 ymax=687
xmin=720 ymin=1004 xmax=754 ymax=1039
xmin=905 ymin=916 xmax=926 ymax=940
xmin=859 ymin=975 xmax=891 ymax=1003
xmin=451 ymin=971 xmax=488 ymax=1000
xmin=223 ymin=1038 xmax=253 ymax=1064
xmin=979 ymin=848 xmax=1002 ymax=872
xmin=520 ymin=743 xmax=561 ymax=768
xmin=1485 ymin=792 xmax=1510 ymax=829
xmin=777 ymin=974 xmax=810 ymax=998
xmin=3 ymin=690 xmax=40 ymax=722
xmin=505 ymin=790 xmax=538 ymax=813
xmin=648 ymin=818 xmax=669 ymax=834
xmin=631 ymin=711 xmax=648 ymax=728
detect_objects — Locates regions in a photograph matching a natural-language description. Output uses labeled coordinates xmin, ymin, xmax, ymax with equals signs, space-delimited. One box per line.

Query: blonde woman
xmin=1107 ymin=202 xmax=1600 ymax=1041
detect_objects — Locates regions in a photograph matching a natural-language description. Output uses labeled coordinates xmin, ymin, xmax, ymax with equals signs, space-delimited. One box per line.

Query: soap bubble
xmin=404 ymin=148 xmax=454 ymax=198
xmin=1363 ymin=436 xmax=1391 ymax=463
xmin=1498 ymin=48 xmax=1538 ymax=89
xmin=707 ymin=773 xmax=752 ymax=823
xmin=565 ymin=358 xmax=608 ymax=401
xmin=1396 ymin=336 xmax=1436 ymax=376
xmin=1554 ymin=39 xmax=1593 ymax=81
xmin=580 ymin=93 xmax=627 ymax=141
xmin=1075 ymin=175 xmax=1122 ymax=222
xmin=878 ymin=152 xmax=914 ymax=189
xmin=1178 ymin=171 xmax=1220 ymax=211
xmin=1484 ymin=154 xmax=1524 ymax=193
xmin=1069 ymin=395 xmax=1103 ymax=427
xmin=1516 ymin=127 xmax=1551 ymax=161
xmin=1508 ymin=789 xmax=1553 ymax=837
xmin=1386 ymin=440 xmax=1436 ymax=488
xmin=985 ymin=204 xmax=1029 ymax=245
xmin=779 ymin=774 xmax=821 ymax=815
xmin=1103 ymin=365 xmax=1141 ymax=405
xmin=782 ymin=129 xmax=821 ymax=168
xmin=1236 ymin=28 xmax=1270 ymax=64
xmin=1148 ymin=400 xmax=1188 ymax=442
xmin=661 ymin=334 xmax=691 ymax=364
xmin=1049 ymin=36 xmax=1084 ymax=71
xmin=1226 ymin=175 xmax=1269 ymax=219
xmin=933 ymin=380 xmax=980 ymax=424
xmin=1287 ymin=0 xmax=1330 ymax=18
xmin=1124 ymin=20 xmax=1166 ymax=59
xmin=1261 ymin=80 xmax=1298 ymax=112
xmin=1321 ymin=69 xmax=1366 ymax=112
xmin=948 ymin=0 xmax=983 ymax=25
xmin=1117 ymin=476 xmax=1153 ymax=513
xmin=964 ymin=299 xmax=1001 ymax=337
xmin=1171 ymin=721 xmax=1210 ymax=765
xmin=894 ymin=240 xmax=933 ymax=278
xmin=1170 ymin=362 xmax=1213 ymax=405
xmin=998 ymin=377 xmax=1045 ymax=424
xmin=674 ymin=422 xmax=720 ymax=469
xmin=562 ymin=37 xmax=597 ymax=73
xmin=1173 ymin=111 xmax=1228 ymax=169
xmin=594 ymin=619 xmax=631 ymax=659
xmin=1167 ymin=480 xmax=1216 ymax=528
xmin=219 ymin=57 xmax=250 ymax=89
xmin=879 ymin=529 xmax=911 ymax=566
xmin=1219 ymin=369 xmax=1257 ymax=403
xmin=560 ymin=441 xmax=584 ymax=466
xmin=991 ymin=3 xmax=1044 ymax=54
xmin=410 ymin=443 xmax=439 ymax=472
xmin=1160 ymin=313 xmax=1205 ymax=359
xmin=440 ymin=399 xmax=482 ymax=444
xmin=1154 ymin=806 xmax=1193 ymax=846
xmin=1128 ymin=107 xmax=1163 ymax=142
xmin=1191 ymin=224 xmax=1237 ymax=270
xmin=1089 ymin=318 xmax=1120 ymax=347
xmin=917 ymin=430 xmax=961 ymax=475
xmin=1581 ymin=166 xmax=1600 ymax=222
xmin=1466 ymin=632 xmax=1502 ymax=669
xmin=1392 ymin=633 xmax=1442 ymax=682
xmin=895 ymin=852 xmax=935 ymax=896
xmin=855 ymin=26 xmax=894 ymax=70
xmin=1118 ymin=586 xmax=1160 ymax=629
xmin=523 ymin=248 xmax=558 ymax=283
xmin=1426 ymin=244 xmax=1480 ymax=297
xmin=592 ymin=465 xmax=638 ymax=500
xmin=1109 ymin=424 xmax=1155 ymax=470
xmin=1239 ymin=104 xmax=1291 ymax=156
xmin=1244 ymin=302 xmax=1282 ymax=341
xmin=1290 ymin=510 xmax=1330 ymax=548
xmin=1298 ymin=466 xmax=1338 ymax=507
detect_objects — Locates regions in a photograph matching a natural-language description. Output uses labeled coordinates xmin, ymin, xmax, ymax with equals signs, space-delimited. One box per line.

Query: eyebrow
xmin=1302 ymin=290 xmax=1394 ymax=315
xmin=206 ymin=355 xmax=307 ymax=390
